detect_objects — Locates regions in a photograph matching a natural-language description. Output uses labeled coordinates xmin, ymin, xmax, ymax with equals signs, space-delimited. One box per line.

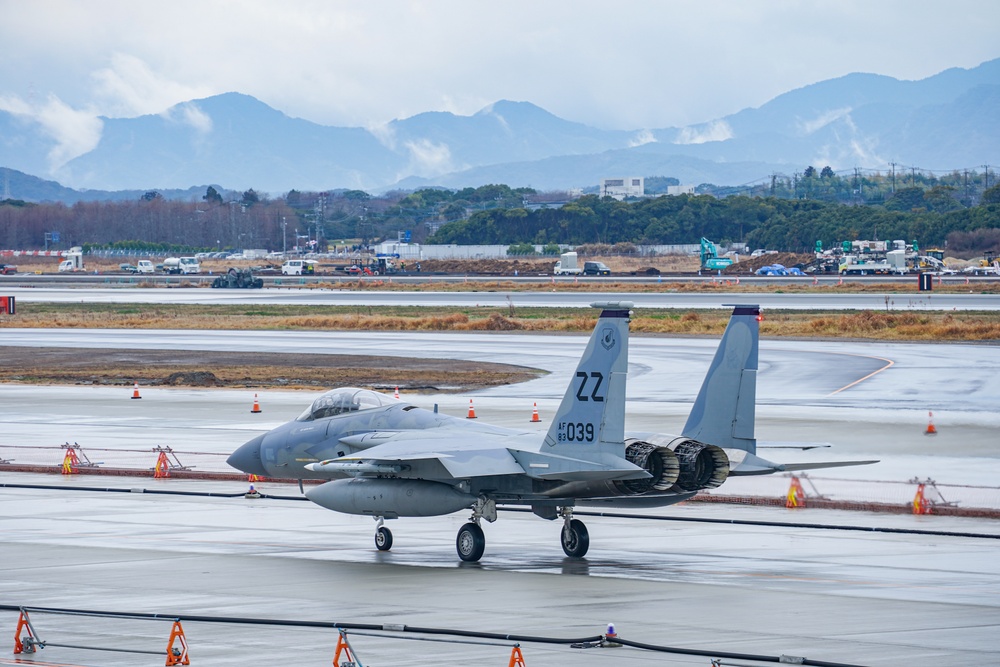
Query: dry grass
xmin=4 ymin=303 xmax=999 ymax=341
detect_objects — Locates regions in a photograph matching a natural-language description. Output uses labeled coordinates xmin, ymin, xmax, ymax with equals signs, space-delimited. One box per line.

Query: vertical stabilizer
xmin=543 ymin=302 xmax=631 ymax=460
xmin=681 ymin=304 xmax=759 ymax=453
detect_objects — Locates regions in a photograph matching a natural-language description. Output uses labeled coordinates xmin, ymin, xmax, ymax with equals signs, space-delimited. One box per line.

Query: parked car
xmin=583 ymin=261 xmax=611 ymax=276
xmin=119 ymin=263 xmax=138 ymax=273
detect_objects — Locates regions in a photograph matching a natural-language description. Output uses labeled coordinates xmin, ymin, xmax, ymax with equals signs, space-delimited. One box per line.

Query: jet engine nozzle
xmin=614 ymin=440 xmax=680 ymax=495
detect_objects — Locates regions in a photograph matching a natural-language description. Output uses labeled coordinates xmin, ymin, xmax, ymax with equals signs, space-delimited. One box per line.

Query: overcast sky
xmin=2 ymin=0 xmax=998 ymax=163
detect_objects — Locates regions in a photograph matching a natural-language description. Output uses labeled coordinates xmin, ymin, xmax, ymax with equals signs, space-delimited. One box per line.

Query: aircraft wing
xmin=305 ymin=430 xmax=649 ymax=482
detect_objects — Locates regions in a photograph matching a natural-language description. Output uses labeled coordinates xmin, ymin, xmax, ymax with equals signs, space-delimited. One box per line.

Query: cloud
xmin=628 ymin=129 xmax=656 ymax=148
xmin=403 ymin=139 xmax=457 ymax=178
xmin=92 ymin=53 xmax=211 ymax=117
xmin=796 ymin=108 xmax=853 ymax=136
xmin=0 ymin=93 xmax=103 ymax=170
xmin=165 ymin=102 xmax=213 ymax=134
xmin=674 ymin=120 xmax=734 ymax=145
xmin=367 ymin=122 xmax=397 ymax=150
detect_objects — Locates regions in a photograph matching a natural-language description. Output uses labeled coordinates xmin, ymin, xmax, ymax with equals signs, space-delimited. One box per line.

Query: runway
xmin=2 ymin=326 xmax=999 ymax=665
xmin=3 ymin=285 xmax=1000 ymax=309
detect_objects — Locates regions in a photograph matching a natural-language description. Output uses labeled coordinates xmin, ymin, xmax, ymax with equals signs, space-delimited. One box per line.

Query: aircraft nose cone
xmin=227 ymin=434 xmax=268 ymax=476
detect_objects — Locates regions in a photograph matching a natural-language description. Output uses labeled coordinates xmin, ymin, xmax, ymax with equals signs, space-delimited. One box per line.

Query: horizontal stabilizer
xmin=730 ymin=452 xmax=878 ymax=476
xmin=757 ymin=441 xmax=833 ymax=451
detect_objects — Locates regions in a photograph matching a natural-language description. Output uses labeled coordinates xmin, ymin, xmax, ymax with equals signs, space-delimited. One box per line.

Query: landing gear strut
xmin=560 ymin=508 xmax=589 ymax=558
xmin=374 ymin=517 xmax=392 ymax=551
xmin=455 ymin=497 xmax=496 ymax=562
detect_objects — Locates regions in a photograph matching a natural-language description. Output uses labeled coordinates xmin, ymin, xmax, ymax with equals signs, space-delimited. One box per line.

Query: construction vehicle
xmin=211 ymin=267 xmax=264 ymax=288
xmin=700 ymin=237 xmax=733 ymax=271
xmin=963 ymin=251 xmax=1000 ymax=276
xmin=371 ymin=255 xmax=399 ymax=275
xmin=553 ymin=252 xmax=583 ymax=275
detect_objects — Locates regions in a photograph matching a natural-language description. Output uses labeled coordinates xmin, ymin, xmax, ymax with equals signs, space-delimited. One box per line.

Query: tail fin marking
xmin=543 ymin=302 xmax=632 ymax=460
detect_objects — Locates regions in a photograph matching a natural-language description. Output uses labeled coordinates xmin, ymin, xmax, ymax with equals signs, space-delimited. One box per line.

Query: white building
xmin=601 ymin=177 xmax=644 ymax=200
xmin=666 ymin=184 xmax=696 ymax=196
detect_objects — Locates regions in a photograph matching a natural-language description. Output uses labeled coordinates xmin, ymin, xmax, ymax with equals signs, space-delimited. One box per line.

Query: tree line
xmin=431 ymin=186 xmax=1000 ymax=253
xmin=2 ymin=181 xmax=998 ymax=255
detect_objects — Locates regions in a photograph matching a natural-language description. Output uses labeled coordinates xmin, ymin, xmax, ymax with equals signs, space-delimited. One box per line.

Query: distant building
xmin=666 ymin=184 xmax=695 ymax=196
xmin=601 ymin=177 xmax=644 ymax=200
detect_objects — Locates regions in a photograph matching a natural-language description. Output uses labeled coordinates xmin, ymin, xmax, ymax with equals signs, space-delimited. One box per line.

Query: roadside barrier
xmin=0 ymin=604 xmax=873 ymax=667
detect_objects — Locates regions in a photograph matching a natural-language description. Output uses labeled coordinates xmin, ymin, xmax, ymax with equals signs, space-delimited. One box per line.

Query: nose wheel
xmin=374 ymin=517 xmax=393 ymax=551
xmin=560 ymin=513 xmax=589 ymax=558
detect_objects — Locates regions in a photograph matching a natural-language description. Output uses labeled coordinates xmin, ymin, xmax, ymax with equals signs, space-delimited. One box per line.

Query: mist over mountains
xmin=1 ymin=58 xmax=998 ymax=202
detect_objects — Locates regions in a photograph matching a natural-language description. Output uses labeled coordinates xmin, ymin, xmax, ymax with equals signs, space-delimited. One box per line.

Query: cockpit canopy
xmin=296 ymin=387 xmax=400 ymax=422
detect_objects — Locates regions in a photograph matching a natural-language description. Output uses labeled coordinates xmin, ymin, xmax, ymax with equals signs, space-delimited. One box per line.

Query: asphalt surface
xmin=2 ymin=315 xmax=999 ymax=665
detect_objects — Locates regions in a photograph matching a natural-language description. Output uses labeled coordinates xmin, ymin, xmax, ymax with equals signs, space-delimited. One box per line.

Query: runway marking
xmin=825 ymin=353 xmax=895 ymax=396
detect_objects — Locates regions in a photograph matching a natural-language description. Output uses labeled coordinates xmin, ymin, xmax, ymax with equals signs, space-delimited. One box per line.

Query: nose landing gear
xmin=374 ymin=516 xmax=392 ymax=551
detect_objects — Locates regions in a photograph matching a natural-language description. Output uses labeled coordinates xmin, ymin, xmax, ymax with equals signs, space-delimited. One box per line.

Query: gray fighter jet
xmin=228 ymin=302 xmax=874 ymax=562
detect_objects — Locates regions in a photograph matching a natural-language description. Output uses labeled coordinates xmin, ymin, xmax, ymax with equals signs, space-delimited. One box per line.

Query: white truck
xmin=162 ymin=257 xmax=200 ymax=275
xmin=136 ymin=260 xmax=155 ymax=274
xmin=553 ymin=252 xmax=583 ymax=276
xmin=57 ymin=246 xmax=85 ymax=272
xmin=839 ymin=249 xmax=908 ymax=275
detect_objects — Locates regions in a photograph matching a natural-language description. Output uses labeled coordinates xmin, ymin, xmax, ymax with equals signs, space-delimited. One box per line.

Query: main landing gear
xmin=374 ymin=502 xmax=590 ymax=561
xmin=456 ymin=497 xmax=497 ymax=562
xmin=560 ymin=507 xmax=589 ymax=558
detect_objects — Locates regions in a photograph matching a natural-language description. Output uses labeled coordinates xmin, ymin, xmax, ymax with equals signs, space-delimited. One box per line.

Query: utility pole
xmin=985 ymin=165 xmax=991 ymax=191
xmin=889 ymin=162 xmax=896 ymax=193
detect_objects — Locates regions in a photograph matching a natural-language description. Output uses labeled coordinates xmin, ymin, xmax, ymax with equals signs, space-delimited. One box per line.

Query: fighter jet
xmin=228 ymin=302 xmax=874 ymax=562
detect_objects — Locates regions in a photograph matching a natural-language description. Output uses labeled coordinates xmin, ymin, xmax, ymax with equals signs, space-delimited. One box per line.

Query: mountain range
xmin=2 ymin=58 xmax=998 ymax=202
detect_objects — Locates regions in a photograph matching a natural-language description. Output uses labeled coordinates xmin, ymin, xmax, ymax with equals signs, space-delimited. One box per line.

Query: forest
xmin=1 ymin=178 xmax=998 ymax=255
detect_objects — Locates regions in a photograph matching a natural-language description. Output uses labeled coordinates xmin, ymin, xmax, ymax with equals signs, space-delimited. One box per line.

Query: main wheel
xmin=561 ymin=518 xmax=590 ymax=558
xmin=456 ymin=522 xmax=485 ymax=562
xmin=374 ymin=526 xmax=393 ymax=551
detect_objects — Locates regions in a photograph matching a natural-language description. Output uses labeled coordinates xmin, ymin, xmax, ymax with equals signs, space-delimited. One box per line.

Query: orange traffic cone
xmin=467 ymin=398 xmax=477 ymax=419
xmin=925 ymin=411 xmax=937 ymax=435
xmin=394 ymin=386 xmax=400 ymax=399
xmin=251 ymin=393 xmax=262 ymax=414
xmin=530 ymin=402 xmax=540 ymax=423
xmin=131 ymin=382 xmax=142 ymax=399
